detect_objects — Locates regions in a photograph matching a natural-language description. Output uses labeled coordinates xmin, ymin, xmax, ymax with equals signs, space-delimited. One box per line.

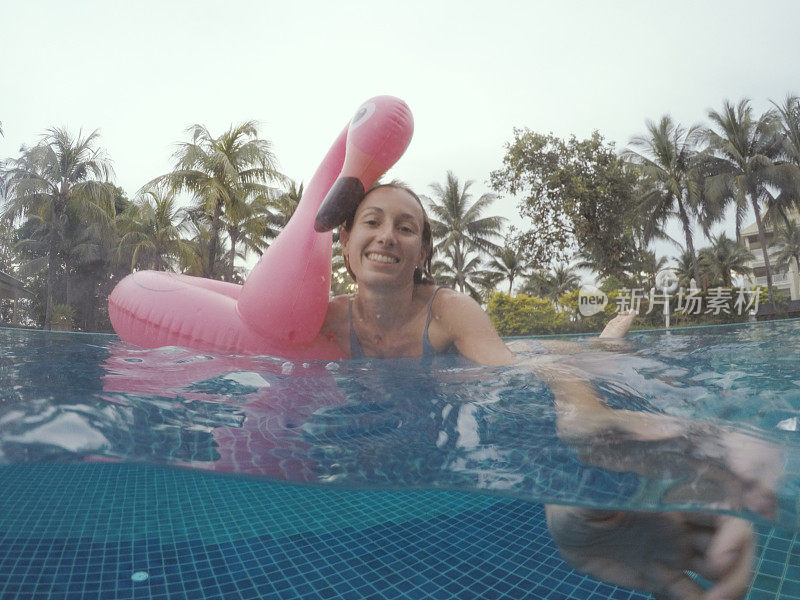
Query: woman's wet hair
xmin=341 ymin=180 xmax=435 ymax=285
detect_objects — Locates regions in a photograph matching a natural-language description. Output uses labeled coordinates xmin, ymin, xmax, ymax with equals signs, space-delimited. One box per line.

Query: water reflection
xmin=0 ymin=323 xmax=798 ymax=527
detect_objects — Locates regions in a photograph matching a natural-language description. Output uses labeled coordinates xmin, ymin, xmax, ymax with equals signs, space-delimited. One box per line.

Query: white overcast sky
xmin=2 ymin=0 xmax=799 ymax=271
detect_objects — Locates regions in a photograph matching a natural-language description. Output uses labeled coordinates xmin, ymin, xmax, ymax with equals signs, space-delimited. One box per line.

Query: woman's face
xmin=341 ymin=187 xmax=427 ymax=288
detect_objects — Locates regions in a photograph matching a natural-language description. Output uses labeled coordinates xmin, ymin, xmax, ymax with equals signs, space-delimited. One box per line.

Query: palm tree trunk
xmin=66 ymin=269 xmax=71 ymax=307
xmin=45 ymin=193 xmax=68 ymax=331
xmin=87 ymin=284 xmax=97 ymax=332
xmin=45 ymin=236 xmax=57 ymax=331
xmin=227 ymin=228 xmax=238 ymax=282
xmin=751 ymin=196 xmax=776 ymax=305
xmin=677 ymin=200 xmax=701 ymax=288
xmin=207 ymin=198 xmax=223 ymax=279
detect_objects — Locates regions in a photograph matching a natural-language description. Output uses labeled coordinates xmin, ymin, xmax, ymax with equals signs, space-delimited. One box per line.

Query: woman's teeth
xmin=366 ymin=253 xmax=399 ymax=264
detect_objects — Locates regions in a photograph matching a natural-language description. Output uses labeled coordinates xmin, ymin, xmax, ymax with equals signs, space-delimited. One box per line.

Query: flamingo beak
xmin=314 ymin=177 xmax=365 ymax=232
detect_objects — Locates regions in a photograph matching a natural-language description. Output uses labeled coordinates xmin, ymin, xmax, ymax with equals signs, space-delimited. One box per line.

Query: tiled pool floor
xmin=0 ymin=463 xmax=795 ymax=599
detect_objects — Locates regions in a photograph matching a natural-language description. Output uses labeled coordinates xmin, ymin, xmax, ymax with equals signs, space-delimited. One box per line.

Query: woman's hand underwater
xmin=546 ymin=505 xmax=754 ymax=600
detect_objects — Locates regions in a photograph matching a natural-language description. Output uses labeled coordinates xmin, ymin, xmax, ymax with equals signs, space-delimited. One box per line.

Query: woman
xmin=320 ymin=182 xmax=633 ymax=362
xmin=318 ymin=181 xmax=761 ymax=600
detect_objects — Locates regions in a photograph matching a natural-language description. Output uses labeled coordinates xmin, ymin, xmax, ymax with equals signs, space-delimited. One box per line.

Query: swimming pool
xmin=1 ymin=321 xmax=799 ymax=599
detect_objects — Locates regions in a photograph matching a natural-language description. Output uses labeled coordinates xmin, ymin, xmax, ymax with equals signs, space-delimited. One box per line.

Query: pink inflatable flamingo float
xmin=109 ymin=97 xmax=414 ymax=358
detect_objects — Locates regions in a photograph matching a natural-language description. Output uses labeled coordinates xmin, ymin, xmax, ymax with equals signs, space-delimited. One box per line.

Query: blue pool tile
xmin=1 ymin=463 xmax=796 ymax=599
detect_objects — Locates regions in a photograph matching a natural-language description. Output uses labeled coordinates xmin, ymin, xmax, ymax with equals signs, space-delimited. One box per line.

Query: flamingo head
xmin=314 ymin=96 xmax=414 ymax=232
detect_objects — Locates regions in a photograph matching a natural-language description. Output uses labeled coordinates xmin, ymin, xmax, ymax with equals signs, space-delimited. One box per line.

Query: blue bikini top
xmin=349 ymin=286 xmax=455 ymax=360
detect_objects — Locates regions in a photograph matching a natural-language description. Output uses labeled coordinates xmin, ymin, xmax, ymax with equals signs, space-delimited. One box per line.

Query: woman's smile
xmin=365 ymin=251 xmax=400 ymax=264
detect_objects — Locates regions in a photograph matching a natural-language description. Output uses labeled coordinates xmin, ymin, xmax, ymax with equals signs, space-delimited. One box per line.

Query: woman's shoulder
xmin=425 ymin=286 xmax=513 ymax=365
xmin=328 ymin=293 xmax=354 ymax=310
xmin=321 ymin=294 xmax=354 ymax=335
xmin=428 ymin=286 xmax=481 ymax=313
xmin=426 ymin=286 xmax=491 ymax=333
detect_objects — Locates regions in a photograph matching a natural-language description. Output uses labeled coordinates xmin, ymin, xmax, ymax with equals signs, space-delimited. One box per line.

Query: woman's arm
xmin=534 ymin=309 xmax=638 ymax=354
xmin=436 ymin=292 xmax=630 ymax=419
xmin=435 ymin=290 xmax=516 ymax=366
xmin=437 ymin=291 xmax=763 ymax=599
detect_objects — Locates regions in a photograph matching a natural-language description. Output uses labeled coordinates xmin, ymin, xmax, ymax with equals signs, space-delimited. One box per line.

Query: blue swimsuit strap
xmin=348 ymin=299 xmax=365 ymax=359
xmin=421 ymin=286 xmax=445 ymax=358
xmin=348 ymin=286 xmax=445 ymax=359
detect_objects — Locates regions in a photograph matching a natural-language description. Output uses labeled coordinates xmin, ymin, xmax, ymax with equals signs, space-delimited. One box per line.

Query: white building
xmin=740 ymin=216 xmax=800 ymax=301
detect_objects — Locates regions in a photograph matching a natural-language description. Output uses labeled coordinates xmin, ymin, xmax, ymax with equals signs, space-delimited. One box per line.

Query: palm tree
xmin=703 ymin=99 xmax=788 ymax=304
xmin=152 ymin=121 xmax=285 ymax=280
xmin=699 ymin=233 xmax=754 ymax=288
xmin=485 ymin=243 xmax=531 ymax=294
xmin=0 ymin=220 xmax=16 ymax=274
xmin=623 ymin=116 xmax=705 ymax=285
xmin=65 ymin=216 xmax=121 ymax=331
xmin=219 ymin=180 xmax=307 ymax=270
xmin=767 ymin=95 xmax=800 ymax=228
xmin=519 ymin=270 xmax=550 ymax=298
xmin=771 ymin=220 xmax=800 ymax=277
xmin=673 ymin=250 xmax=693 ymax=289
xmin=673 ymin=248 xmax=709 ymax=289
xmin=117 ymin=188 xmax=193 ymax=271
xmin=546 ymin=264 xmax=581 ymax=303
xmin=431 ymin=244 xmax=485 ymax=301
xmin=264 ymin=180 xmax=303 ymax=241
xmin=630 ymin=250 xmax=669 ymax=289
xmin=772 ymin=94 xmax=800 ymax=167
xmin=1 ymin=128 xmax=115 ymax=328
xmin=177 ymin=207 xmax=228 ymax=277
xmin=424 ymin=171 xmax=505 ymax=255
xmin=521 ymin=264 xmax=580 ymax=307
xmin=220 ymin=191 xmax=277 ymax=276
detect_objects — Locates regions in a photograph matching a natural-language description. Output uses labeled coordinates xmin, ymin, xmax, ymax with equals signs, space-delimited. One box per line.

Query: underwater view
xmin=1 ymin=320 xmax=800 ymax=598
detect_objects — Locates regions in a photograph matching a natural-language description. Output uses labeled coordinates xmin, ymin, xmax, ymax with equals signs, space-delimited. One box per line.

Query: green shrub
xmin=487 ymin=292 xmax=569 ymax=336
xmin=487 ymin=285 xmax=761 ymax=337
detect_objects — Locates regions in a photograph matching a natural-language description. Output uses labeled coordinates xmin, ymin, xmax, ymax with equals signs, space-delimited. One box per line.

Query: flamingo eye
xmin=350 ymin=102 xmax=376 ymax=130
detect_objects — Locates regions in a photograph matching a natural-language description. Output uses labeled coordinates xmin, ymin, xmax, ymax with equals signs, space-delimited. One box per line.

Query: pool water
xmin=1 ymin=321 xmax=800 ymax=599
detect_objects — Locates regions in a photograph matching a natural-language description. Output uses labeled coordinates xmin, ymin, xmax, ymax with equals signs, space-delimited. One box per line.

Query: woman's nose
xmin=375 ymin=223 xmax=396 ymax=245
